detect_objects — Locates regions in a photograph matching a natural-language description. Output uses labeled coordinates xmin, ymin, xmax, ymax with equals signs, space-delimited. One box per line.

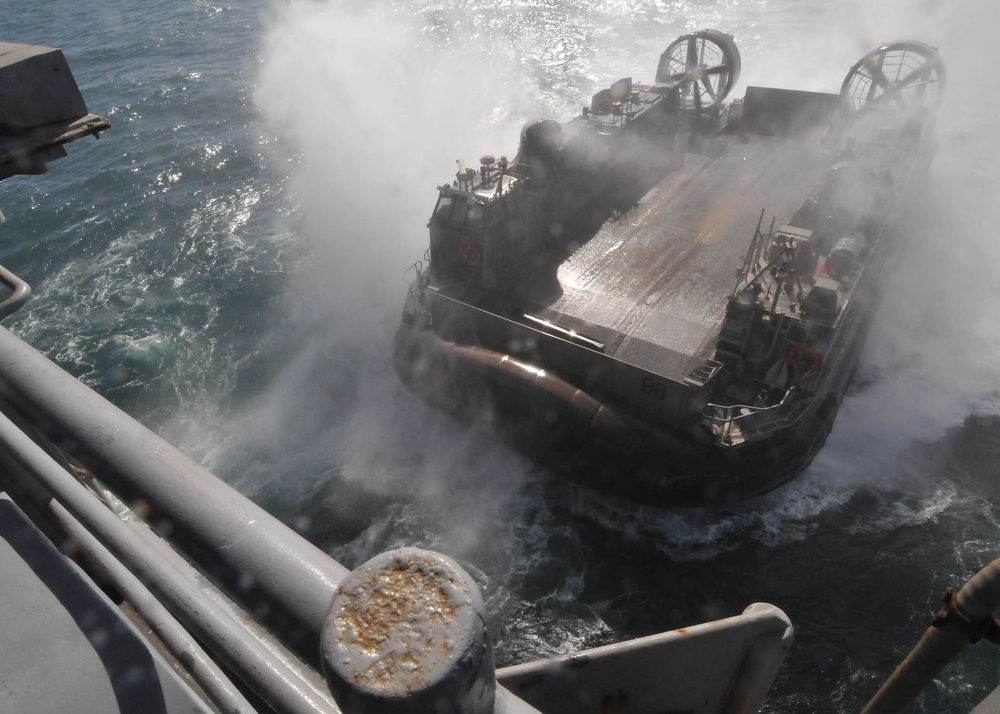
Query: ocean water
xmin=3 ymin=1 xmax=1000 ymax=711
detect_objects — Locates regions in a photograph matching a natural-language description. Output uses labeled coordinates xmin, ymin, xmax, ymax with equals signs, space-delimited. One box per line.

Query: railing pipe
xmin=48 ymin=499 xmax=258 ymax=714
xmin=0 ymin=324 xmax=349 ymax=665
xmin=861 ymin=557 xmax=1000 ymax=714
xmin=0 ymin=408 xmax=340 ymax=714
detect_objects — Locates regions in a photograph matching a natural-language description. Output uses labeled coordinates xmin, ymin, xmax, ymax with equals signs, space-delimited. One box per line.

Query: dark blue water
xmin=4 ymin=1 xmax=1000 ymax=712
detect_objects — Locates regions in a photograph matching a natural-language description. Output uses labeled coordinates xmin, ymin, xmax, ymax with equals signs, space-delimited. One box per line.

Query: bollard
xmin=321 ymin=548 xmax=496 ymax=714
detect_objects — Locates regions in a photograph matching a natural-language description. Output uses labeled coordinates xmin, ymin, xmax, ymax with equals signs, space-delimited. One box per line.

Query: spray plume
xmin=230 ymin=0 xmax=1000 ymax=558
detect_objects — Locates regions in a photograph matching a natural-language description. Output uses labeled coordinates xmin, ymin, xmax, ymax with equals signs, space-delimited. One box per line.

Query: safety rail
xmin=702 ymin=387 xmax=799 ymax=446
xmin=403 ymin=258 xmax=424 ymax=286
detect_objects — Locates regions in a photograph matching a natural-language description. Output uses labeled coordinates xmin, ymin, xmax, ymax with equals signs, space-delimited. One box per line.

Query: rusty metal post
xmin=321 ymin=548 xmax=497 ymax=714
xmin=862 ymin=557 xmax=1000 ymax=714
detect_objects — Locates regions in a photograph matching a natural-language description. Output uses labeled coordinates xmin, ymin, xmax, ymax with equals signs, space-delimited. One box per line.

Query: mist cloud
xmin=241 ymin=0 xmax=1000 ymax=553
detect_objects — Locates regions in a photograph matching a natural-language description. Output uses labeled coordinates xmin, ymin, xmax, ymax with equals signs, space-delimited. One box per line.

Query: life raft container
xmin=461 ymin=245 xmax=482 ymax=268
xmin=786 ymin=343 xmax=822 ymax=373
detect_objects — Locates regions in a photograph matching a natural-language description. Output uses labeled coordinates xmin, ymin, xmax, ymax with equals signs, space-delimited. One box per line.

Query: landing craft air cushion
xmin=394 ymin=31 xmax=945 ymax=505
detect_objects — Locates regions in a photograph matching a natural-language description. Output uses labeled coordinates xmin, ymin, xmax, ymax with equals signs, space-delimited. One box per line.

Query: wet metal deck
xmin=531 ymin=130 xmax=831 ymax=383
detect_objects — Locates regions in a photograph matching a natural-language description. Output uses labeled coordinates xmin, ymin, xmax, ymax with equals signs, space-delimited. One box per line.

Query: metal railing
xmin=702 ymin=387 xmax=799 ymax=446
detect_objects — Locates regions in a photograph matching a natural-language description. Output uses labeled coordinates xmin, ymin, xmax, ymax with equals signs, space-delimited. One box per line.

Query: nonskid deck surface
xmin=523 ymin=128 xmax=831 ymax=383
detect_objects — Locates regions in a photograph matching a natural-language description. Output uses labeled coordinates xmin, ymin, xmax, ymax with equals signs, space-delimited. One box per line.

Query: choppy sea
xmin=3 ymin=1 xmax=1000 ymax=711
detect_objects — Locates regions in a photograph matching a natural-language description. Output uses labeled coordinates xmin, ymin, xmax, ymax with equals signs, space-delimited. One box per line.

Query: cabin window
xmin=433 ymin=195 xmax=454 ymax=220
xmin=466 ymin=202 xmax=484 ymax=228
xmin=433 ymin=194 xmax=488 ymax=231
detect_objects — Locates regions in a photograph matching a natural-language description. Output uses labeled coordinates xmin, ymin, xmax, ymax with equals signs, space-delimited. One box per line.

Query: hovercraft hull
xmin=394 ymin=33 xmax=944 ymax=505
